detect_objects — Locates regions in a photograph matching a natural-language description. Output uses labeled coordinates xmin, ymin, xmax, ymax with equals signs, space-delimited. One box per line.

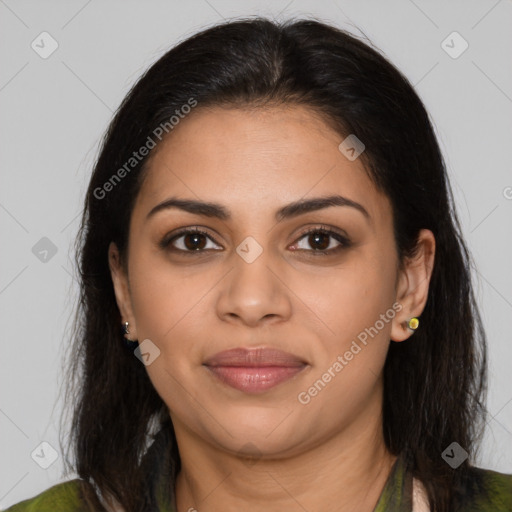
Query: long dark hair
xmin=60 ymin=16 xmax=487 ymax=511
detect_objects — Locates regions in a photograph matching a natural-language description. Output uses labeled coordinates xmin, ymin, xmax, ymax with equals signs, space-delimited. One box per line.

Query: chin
xmin=204 ymin=410 xmax=308 ymax=458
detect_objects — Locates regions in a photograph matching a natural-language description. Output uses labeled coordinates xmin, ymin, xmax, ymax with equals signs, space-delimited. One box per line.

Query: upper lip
xmin=204 ymin=347 xmax=306 ymax=367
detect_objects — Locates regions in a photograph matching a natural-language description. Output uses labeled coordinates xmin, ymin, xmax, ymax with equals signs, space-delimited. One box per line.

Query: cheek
xmin=298 ymin=251 xmax=397 ymax=347
xmin=130 ymin=272 xmax=179 ymax=338
xmin=127 ymin=257 xmax=210 ymax=401
xmin=128 ymin=248 xmax=207 ymax=339
xmin=127 ymin=252 xmax=221 ymax=385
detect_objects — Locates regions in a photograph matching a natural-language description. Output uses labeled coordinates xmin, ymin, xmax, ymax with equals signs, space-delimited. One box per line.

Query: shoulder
xmin=3 ymin=479 xmax=90 ymax=512
xmin=457 ymin=466 xmax=512 ymax=511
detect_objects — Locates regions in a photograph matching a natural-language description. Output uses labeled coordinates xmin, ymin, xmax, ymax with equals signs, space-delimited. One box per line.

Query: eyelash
xmin=159 ymin=225 xmax=351 ymax=257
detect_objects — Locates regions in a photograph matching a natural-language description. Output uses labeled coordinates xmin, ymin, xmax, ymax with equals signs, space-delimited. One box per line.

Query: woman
xmin=6 ymin=16 xmax=511 ymax=512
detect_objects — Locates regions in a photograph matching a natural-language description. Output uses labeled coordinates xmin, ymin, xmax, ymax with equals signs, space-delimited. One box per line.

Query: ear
xmin=108 ymin=242 xmax=138 ymax=341
xmin=390 ymin=229 xmax=435 ymax=342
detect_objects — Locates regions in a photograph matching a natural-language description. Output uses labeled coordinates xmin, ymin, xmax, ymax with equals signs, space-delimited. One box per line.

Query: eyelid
xmin=159 ymin=226 xmax=222 ymax=251
xmin=160 ymin=224 xmax=351 ymax=255
xmin=294 ymin=224 xmax=349 ymax=241
xmin=291 ymin=224 xmax=351 ymax=254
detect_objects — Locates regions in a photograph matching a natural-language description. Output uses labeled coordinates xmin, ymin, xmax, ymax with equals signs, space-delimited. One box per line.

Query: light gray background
xmin=1 ymin=0 xmax=511 ymax=508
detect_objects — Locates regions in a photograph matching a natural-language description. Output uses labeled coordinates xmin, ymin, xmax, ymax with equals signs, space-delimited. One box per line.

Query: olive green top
xmin=5 ymin=427 xmax=512 ymax=511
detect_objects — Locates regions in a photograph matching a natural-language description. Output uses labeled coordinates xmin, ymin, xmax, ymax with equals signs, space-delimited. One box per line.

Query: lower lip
xmin=205 ymin=365 xmax=306 ymax=393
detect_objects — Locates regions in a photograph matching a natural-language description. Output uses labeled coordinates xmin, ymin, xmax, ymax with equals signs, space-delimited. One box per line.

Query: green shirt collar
xmin=372 ymin=453 xmax=413 ymax=512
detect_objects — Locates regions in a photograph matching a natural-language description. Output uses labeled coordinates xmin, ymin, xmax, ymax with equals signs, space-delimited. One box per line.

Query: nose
xmin=216 ymin=248 xmax=292 ymax=328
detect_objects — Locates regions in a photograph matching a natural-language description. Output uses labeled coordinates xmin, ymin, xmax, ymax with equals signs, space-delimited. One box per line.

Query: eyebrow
xmin=146 ymin=194 xmax=370 ymax=223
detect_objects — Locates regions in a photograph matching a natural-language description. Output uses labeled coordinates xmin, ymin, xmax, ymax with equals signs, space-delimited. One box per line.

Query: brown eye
xmin=160 ymin=228 xmax=222 ymax=254
xmin=292 ymin=227 xmax=351 ymax=255
xmin=307 ymin=232 xmax=331 ymax=251
xmin=181 ymin=232 xmax=207 ymax=251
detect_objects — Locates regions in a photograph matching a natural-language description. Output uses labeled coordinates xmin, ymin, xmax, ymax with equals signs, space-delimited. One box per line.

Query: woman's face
xmin=110 ymin=105 xmax=434 ymax=458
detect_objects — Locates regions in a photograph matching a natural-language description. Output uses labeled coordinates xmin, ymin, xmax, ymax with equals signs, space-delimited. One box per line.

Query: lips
xmin=204 ymin=347 xmax=306 ymax=367
xmin=203 ymin=347 xmax=307 ymax=393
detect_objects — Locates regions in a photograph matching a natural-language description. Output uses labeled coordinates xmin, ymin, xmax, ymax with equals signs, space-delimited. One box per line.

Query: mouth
xmin=203 ymin=347 xmax=308 ymax=394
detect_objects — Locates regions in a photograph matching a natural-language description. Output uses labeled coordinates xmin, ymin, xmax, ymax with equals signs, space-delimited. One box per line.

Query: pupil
xmin=185 ymin=233 xmax=206 ymax=250
xmin=310 ymin=232 xmax=329 ymax=250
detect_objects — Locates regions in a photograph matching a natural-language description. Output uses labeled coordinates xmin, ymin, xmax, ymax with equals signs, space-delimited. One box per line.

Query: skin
xmin=109 ymin=104 xmax=435 ymax=512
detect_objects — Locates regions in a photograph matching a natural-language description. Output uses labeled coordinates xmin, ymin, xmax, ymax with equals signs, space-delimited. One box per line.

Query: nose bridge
xmin=216 ymin=234 xmax=292 ymax=326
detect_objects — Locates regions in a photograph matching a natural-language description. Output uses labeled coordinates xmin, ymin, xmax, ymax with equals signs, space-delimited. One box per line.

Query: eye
xmin=291 ymin=226 xmax=351 ymax=255
xmin=159 ymin=225 xmax=351 ymax=257
xmin=160 ymin=227 xmax=222 ymax=254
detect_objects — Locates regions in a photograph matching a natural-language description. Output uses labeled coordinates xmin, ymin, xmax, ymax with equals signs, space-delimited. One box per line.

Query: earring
xmin=407 ymin=317 xmax=419 ymax=330
xmin=122 ymin=321 xmax=138 ymax=347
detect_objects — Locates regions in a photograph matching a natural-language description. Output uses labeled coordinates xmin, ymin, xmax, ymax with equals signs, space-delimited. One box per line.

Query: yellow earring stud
xmin=407 ymin=317 xmax=419 ymax=330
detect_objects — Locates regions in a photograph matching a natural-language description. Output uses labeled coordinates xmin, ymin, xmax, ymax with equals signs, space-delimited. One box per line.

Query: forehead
xmin=134 ymin=105 xmax=390 ymax=225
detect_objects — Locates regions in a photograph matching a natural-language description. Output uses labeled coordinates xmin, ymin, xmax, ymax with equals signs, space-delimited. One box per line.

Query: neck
xmin=173 ymin=407 xmax=396 ymax=512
